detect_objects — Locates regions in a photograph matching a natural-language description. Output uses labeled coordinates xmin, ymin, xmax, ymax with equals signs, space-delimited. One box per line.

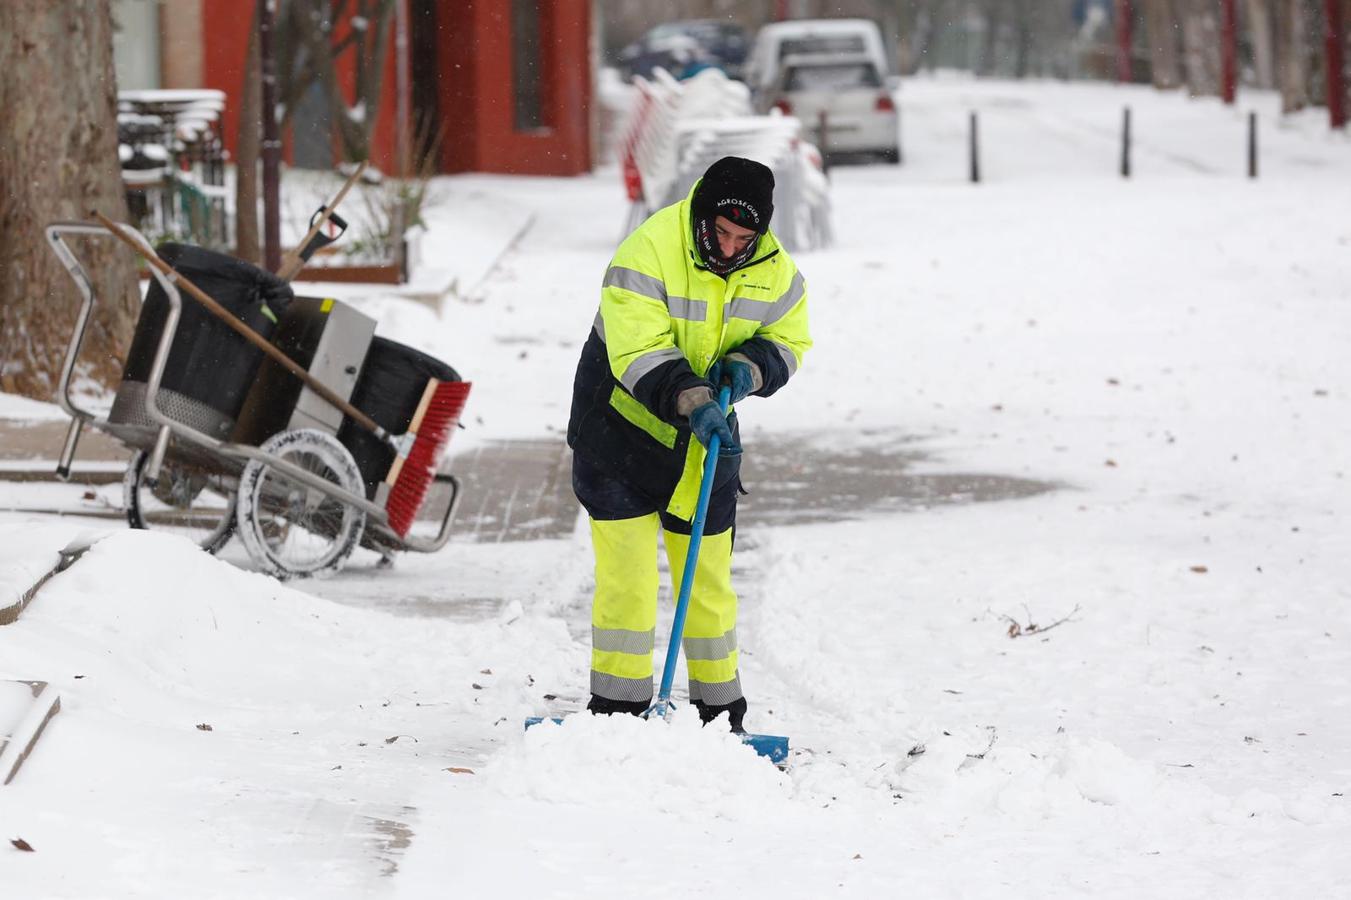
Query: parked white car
xmin=763 ymin=54 xmax=899 ymax=164
xmin=746 ymin=18 xmax=892 ymax=98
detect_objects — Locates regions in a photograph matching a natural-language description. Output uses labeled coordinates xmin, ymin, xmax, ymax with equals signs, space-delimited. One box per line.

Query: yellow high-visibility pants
xmin=589 ymin=515 xmax=741 ymax=706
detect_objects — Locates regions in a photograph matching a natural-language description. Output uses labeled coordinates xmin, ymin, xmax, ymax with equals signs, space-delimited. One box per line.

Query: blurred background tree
xmin=234 ymin=0 xmax=397 ymax=262
xmin=601 ymin=0 xmax=1350 ymax=121
xmin=0 ymin=0 xmax=138 ymax=400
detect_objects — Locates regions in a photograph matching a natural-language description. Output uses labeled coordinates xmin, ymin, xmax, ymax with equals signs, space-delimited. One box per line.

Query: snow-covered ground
xmin=3 ymin=76 xmax=1351 ymax=897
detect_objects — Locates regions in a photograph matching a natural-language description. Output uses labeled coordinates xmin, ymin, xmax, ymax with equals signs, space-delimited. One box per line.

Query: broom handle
xmin=93 ymin=211 xmax=388 ymax=440
xmin=276 ymin=160 xmax=368 ymax=282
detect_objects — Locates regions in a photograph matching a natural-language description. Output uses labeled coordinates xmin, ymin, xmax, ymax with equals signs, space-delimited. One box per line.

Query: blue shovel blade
xmin=742 ymin=732 xmax=789 ymax=764
xmin=526 ymin=717 xmax=788 ymax=764
xmin=524 ymin=716 xmax=565 ymax=728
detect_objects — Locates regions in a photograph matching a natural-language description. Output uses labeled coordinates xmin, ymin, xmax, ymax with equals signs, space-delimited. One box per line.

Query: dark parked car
xmin=618 ymin=19 xmax=750 ymax=80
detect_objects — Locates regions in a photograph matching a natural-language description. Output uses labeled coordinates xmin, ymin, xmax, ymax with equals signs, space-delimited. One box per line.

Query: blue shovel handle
xmin=649 ymin=385 xmax=731 ymax=720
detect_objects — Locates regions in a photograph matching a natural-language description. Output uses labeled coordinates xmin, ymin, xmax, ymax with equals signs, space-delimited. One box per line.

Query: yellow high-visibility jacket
xmin=567 ymin=182 xmax=812 ymax=520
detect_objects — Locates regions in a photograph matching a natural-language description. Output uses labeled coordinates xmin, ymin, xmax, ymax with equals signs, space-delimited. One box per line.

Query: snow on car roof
xmin=756 ymin=17 xmax=878 ymax=35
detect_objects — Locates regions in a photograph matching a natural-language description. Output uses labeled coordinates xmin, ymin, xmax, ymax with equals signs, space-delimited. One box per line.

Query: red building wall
xmin=198 ymin=0 xmax=591 ymax=177
xmin=200 ymin=0 xmax=251 ymax=163
xmin=436 ymin=1 xmax=592 ymax=175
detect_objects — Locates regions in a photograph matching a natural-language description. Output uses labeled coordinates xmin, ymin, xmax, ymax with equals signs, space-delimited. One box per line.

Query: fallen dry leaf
xmin=1105 ymin=459 xmax=1118 ymax=468
xmin=1190 ymin=565 xmax=1209 ymax=574
xmin=445 ymin=767 xmax=475 ymax=775
xmin=11 ymin=838 xmax=34 ymax=852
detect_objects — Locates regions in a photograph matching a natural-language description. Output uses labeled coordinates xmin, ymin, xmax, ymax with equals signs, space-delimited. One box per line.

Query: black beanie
xmin=692 ymin=157 xmax=775 ymax=235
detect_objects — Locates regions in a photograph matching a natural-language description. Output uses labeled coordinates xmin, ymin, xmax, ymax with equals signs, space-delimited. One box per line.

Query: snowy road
xmin=3 ymin=77 xmax=1350 ymax=897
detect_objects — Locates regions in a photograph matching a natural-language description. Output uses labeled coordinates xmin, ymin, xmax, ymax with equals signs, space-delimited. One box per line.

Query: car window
xmin=785 ymin=63 xmax=881 ymax=92
xmin=779 ymin=35 xmax=866 ymax=59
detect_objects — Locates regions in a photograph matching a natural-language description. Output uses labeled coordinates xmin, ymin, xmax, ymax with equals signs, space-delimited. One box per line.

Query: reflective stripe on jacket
xmin=567 ymin=182 xmax=813 ymax=520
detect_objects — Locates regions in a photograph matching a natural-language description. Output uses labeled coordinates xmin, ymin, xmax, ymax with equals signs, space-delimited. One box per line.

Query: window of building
xmin=512 ymin=0 xmax=549 ymax=132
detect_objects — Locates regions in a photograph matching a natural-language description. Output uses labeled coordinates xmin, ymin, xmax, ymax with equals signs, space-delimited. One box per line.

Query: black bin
xmin=109 ymin=243 xmax=293 ymax=441
xmin=338 ymin=337 xmax=461 ymax=498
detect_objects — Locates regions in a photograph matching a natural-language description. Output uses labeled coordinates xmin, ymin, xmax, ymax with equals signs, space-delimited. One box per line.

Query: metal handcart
xmin=44 ymin=220 xmax=471 ymax=580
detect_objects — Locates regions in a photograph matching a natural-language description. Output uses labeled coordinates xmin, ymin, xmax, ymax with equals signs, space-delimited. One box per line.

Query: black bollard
xmin=969 ymin=111 xmax=980 ymax=184
xmin=1248 ymin=111 xmax=1258 ymax=179
xmin=1121 ymin=106 xmax=1132 ymax=178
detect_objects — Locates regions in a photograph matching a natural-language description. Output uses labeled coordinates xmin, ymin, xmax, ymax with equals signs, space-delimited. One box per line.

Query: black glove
xmin=706 ymin=355 xmax=759 ymax=405
xmin=688 ymin=400 xmax=741 ymax=456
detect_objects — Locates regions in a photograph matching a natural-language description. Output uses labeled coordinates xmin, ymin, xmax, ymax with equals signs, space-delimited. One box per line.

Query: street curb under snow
xmin=0 ymin=680 xmax=61 ymax=786
xmin=0 ymin=535 xmax=96 ymax=784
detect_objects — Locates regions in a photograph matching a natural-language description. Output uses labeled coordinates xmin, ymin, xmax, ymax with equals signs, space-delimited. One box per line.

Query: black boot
xmin=587 ymin=694 xmax=649 ymax=717
xmin=695 ymin=697 xmax=747 ymax=734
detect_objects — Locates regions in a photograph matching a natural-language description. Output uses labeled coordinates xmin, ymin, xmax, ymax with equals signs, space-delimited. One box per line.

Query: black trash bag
xmin=339 ymin=336 xmax=461 ymax=498
xmin=121 ymin=243 xmax=294 ymax=423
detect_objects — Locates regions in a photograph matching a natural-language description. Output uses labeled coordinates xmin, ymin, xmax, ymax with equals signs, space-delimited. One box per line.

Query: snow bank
xmin=9 ymin=531 xmax=393 ymax=706
xmin=16 ymin=528 xmax=579 ymax=722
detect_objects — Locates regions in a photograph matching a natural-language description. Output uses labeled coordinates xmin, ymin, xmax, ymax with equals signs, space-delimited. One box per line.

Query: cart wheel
xmin=235 ymin=428 xmax=366 ymax=580
xmin=123 ymin=450 xmax=236 ymax=554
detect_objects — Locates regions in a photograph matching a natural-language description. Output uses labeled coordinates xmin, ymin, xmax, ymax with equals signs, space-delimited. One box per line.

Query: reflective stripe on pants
xmin=588 ymin=517 xmax=743 ymax=707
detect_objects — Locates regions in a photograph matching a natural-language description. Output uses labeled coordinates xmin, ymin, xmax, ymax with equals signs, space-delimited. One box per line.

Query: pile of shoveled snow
xmin=487 ymin=706 xmax=796 ymax=821
xmin=484 ymin=698 xmax=1338 ymax=841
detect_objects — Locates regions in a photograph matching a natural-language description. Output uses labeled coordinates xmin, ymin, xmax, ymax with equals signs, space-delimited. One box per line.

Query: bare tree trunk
xmin=906 ymin=0 xmax=941 ymax=75
xmin=1247 ymin=0 xmax=1278 ymax=87
xmin=1341 ymin=0 xmax=1351 ymax=122
xmin=1011 ymin=0 xmax=1036 ymax=78
xmin=1277 ymin=0 xmax=1312 ymax=111
xmin=236 ymin=10 xmax=261 ymax=264
xmin=976 ymin=0 xmax=1004 ymax=76
xmin=0 ymin=0 xmax=138 ymax=400
xmin=1145 ymin=0 xmax=1183 ymax=88
xmin=876 ymin=0 xmax=905 ymax=75
xmin=1181 ymin=0 xmax=1223 ymax=95
xmin=280 ymin=0 xmax=396 ymax=166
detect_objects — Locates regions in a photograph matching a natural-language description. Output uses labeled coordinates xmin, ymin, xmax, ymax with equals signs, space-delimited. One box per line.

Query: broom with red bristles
xmin=94 ymin=212 xmax=470 ymax=538
xmin=382 ymin=377 xmax=471 ymax=536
